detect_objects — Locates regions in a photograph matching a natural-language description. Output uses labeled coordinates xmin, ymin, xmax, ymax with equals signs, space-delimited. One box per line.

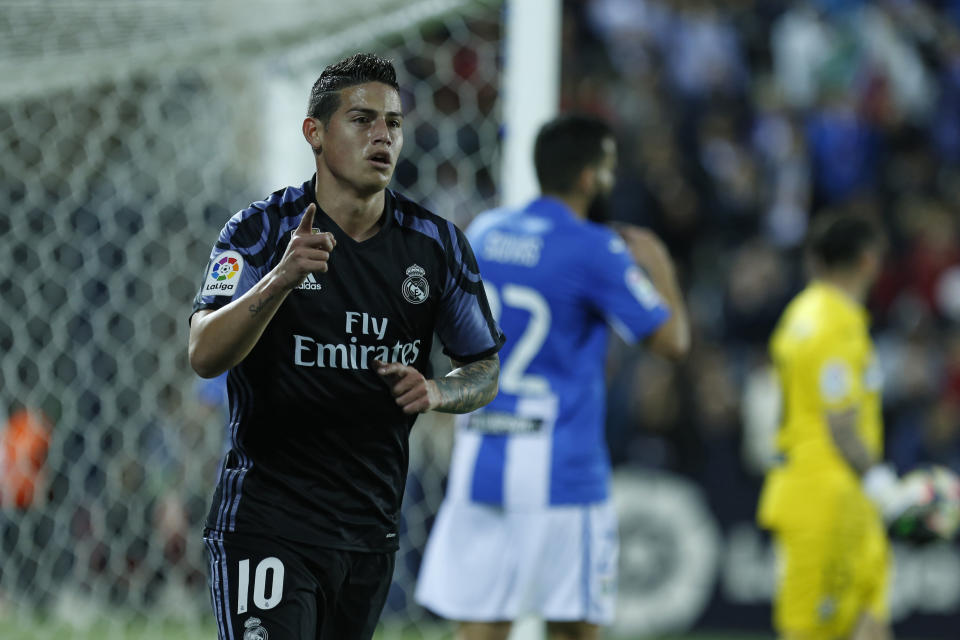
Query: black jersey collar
xmin=304 ymin=175 xmax=396 ymax=249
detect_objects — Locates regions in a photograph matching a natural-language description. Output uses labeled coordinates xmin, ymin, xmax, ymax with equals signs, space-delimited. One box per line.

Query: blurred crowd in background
xmin=556 ymin=0 xmax=960 ymax=497
xmin=6 ymin=0 xmax=960 ymax=627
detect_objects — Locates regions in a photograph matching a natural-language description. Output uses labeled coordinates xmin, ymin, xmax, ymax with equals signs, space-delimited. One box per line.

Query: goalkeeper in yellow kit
xmin=758 ymin=215 xmax=926 ymax=640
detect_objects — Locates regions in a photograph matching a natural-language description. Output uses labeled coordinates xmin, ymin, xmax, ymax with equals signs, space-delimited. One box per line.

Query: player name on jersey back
xmin=481 ymin=230 xmax=543 ymax=266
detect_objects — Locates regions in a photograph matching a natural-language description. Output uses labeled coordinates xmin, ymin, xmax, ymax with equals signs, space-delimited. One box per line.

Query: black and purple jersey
xmin=191 ymin=176 xmax=504 ymax=551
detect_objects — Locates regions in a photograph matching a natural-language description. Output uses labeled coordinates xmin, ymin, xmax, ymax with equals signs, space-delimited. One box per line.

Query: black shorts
xmin=203 ymin=528 xmax=395 ymax=640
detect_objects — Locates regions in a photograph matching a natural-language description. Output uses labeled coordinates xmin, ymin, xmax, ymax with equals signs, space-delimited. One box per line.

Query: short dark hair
xmin=534 ymin=114 xmax=614 ymax=194
xmin=806 ymin=213 xmax=882 ymax=271
xmin=306 ymin=53 xmax=399 ymax=124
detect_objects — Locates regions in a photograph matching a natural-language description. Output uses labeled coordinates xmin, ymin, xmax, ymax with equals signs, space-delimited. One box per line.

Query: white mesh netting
xmin=0 ymin=1 xmax=503 ymax=637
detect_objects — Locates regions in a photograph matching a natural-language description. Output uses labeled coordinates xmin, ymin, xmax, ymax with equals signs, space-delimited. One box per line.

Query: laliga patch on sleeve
xmin=819 ymin=359 xmax=852 ymax=403
xmin=625 ymin=265 xmax=663 ymax=308
xmin=202 ymin=251 xmax=245 ymax=297
xmin=608 ymin=235 xmax=627 ymax=254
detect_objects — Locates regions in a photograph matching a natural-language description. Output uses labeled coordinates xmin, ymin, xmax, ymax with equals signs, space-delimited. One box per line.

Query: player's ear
xmin=861 ymin=247 xmax=882 ymax=282
xmin=575 ymin=166 xmax=596 ymax=196
xmin=303 ymin=117 xmax=324 ymax=155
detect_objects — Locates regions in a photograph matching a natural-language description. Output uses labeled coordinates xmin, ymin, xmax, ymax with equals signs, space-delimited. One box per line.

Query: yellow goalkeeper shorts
xmin=770 ymin=481 xmax=891 ymax=638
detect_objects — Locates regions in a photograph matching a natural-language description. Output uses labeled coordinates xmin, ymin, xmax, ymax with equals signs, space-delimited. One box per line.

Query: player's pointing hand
xmin=375 ymin=360 xmax=441 ymax=415
xmin=275 ymin=203 xmax=336 ymax=291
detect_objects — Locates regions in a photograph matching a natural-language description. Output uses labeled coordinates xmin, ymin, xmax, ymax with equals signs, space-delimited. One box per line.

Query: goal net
xmin=0 ymin=1 xmax=503 ymax=637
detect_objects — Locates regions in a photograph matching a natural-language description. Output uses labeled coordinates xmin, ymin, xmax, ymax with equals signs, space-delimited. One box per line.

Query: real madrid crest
xmin=243 ymin=617 xmax=269 ymax=640
xmin=402 ymin=264 xmax=429 ymax=304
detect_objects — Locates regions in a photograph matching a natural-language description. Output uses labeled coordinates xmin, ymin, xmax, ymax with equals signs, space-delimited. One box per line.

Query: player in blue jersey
xmin=188 ymin=53 xmax=503 ymax=640
xmin=416 ymin=115 xmax=690 ymax=639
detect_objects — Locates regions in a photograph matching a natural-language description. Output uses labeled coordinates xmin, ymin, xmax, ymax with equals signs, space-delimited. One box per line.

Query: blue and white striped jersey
xmin=445 ymin=197 xmax=669 ymax=507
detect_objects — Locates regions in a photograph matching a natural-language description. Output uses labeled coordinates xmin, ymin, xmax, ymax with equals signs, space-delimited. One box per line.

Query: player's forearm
xmin=645 ymin=266 xmax=691 ymax=360
xmin=827 ymin=409 xmax=876 ymax=476
xmin=621 ymin=229 xmax=690 ymax=359
xmin=431 ymin=354 xmax=500 ymax=414
xmin=188 ymin=273 xmax=292 ymax=378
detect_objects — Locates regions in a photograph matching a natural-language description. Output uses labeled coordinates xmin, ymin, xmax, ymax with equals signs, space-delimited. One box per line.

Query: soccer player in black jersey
xmin=188 ymin=53 xmax=504 ymax=640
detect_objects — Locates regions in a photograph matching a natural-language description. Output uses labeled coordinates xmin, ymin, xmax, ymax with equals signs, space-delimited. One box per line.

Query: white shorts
xmin=415 ymin=500 xmax=618 ymax=625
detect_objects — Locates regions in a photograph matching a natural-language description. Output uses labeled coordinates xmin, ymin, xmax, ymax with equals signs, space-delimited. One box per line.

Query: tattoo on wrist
xmin=434 ymin=356 xmax=499 ymax=414
xmin=248 ymin=293 xmax=277 ymax=317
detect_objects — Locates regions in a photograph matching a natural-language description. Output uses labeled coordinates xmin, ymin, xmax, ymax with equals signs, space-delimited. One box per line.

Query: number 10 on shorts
xmin=237 ymin=557 xmax=285 ymax=613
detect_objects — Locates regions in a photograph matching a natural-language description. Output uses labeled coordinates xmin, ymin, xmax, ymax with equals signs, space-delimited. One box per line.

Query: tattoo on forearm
xmin=434 ymin=355 xmax=499 ymax=414
xmin=248 ymin=293 xmax=277 ymax=317
xmin=829 ymin=414 xmax=873 ymax=476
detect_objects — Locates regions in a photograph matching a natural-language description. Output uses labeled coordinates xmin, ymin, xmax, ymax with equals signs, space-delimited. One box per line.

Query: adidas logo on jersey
xmin=297 ymin=273 xmax=322 ymax=291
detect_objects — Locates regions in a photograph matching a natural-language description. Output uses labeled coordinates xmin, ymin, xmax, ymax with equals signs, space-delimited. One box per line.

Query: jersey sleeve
xmin=190 ymin=206 xmax=278 ymax=320
xmin=813 ymin=335 xmax=864 ymax=413
xmin=435 ymin=222 xmax=505 ymax=362
xmin=582 ymin=229 xmax=670 ymax=343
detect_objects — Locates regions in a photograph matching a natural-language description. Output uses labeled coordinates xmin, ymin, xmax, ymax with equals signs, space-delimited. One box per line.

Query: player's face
xmin=318 ymin=82 xmax=404 ymax=196
xmin=586 ymin=136 xmax=618 ymax=223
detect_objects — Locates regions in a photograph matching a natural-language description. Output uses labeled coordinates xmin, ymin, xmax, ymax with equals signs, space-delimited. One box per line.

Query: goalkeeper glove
xmin=887 ymin=466 xmax=960 ymax=543
xmin=862 ymin=464 xmax=933 ymax=523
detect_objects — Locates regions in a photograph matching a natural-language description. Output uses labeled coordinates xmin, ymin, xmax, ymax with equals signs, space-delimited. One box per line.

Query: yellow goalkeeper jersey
xmin=758 ymin=281 xmax=883 ymax=528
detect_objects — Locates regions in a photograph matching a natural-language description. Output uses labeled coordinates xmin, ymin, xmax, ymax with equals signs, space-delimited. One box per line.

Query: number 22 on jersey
xmin=483 ymin=282 xmax=551 ymax=396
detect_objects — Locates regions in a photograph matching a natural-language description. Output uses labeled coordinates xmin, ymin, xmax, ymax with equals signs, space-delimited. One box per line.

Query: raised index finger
xmin=295 ymin=203 xmax=317 ymax=235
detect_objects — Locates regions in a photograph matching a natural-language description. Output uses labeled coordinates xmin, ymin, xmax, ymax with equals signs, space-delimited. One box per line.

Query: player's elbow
xmin=660 ymin=336 xmax=691 ymax=361
xmin=188 ymin=310 xmax=228 ymax=378
xmin=648 ymin=323 xmax=691 ymax=361
xmin=188 ymin=330 xmax=225 ymax=379
xmin=189 ymin=343 xmax=223 ymax=379
xmin=190 ymin=360 xmax=222 ymax=380
xmin=671 ymin=327 xmax=692 ymax=359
